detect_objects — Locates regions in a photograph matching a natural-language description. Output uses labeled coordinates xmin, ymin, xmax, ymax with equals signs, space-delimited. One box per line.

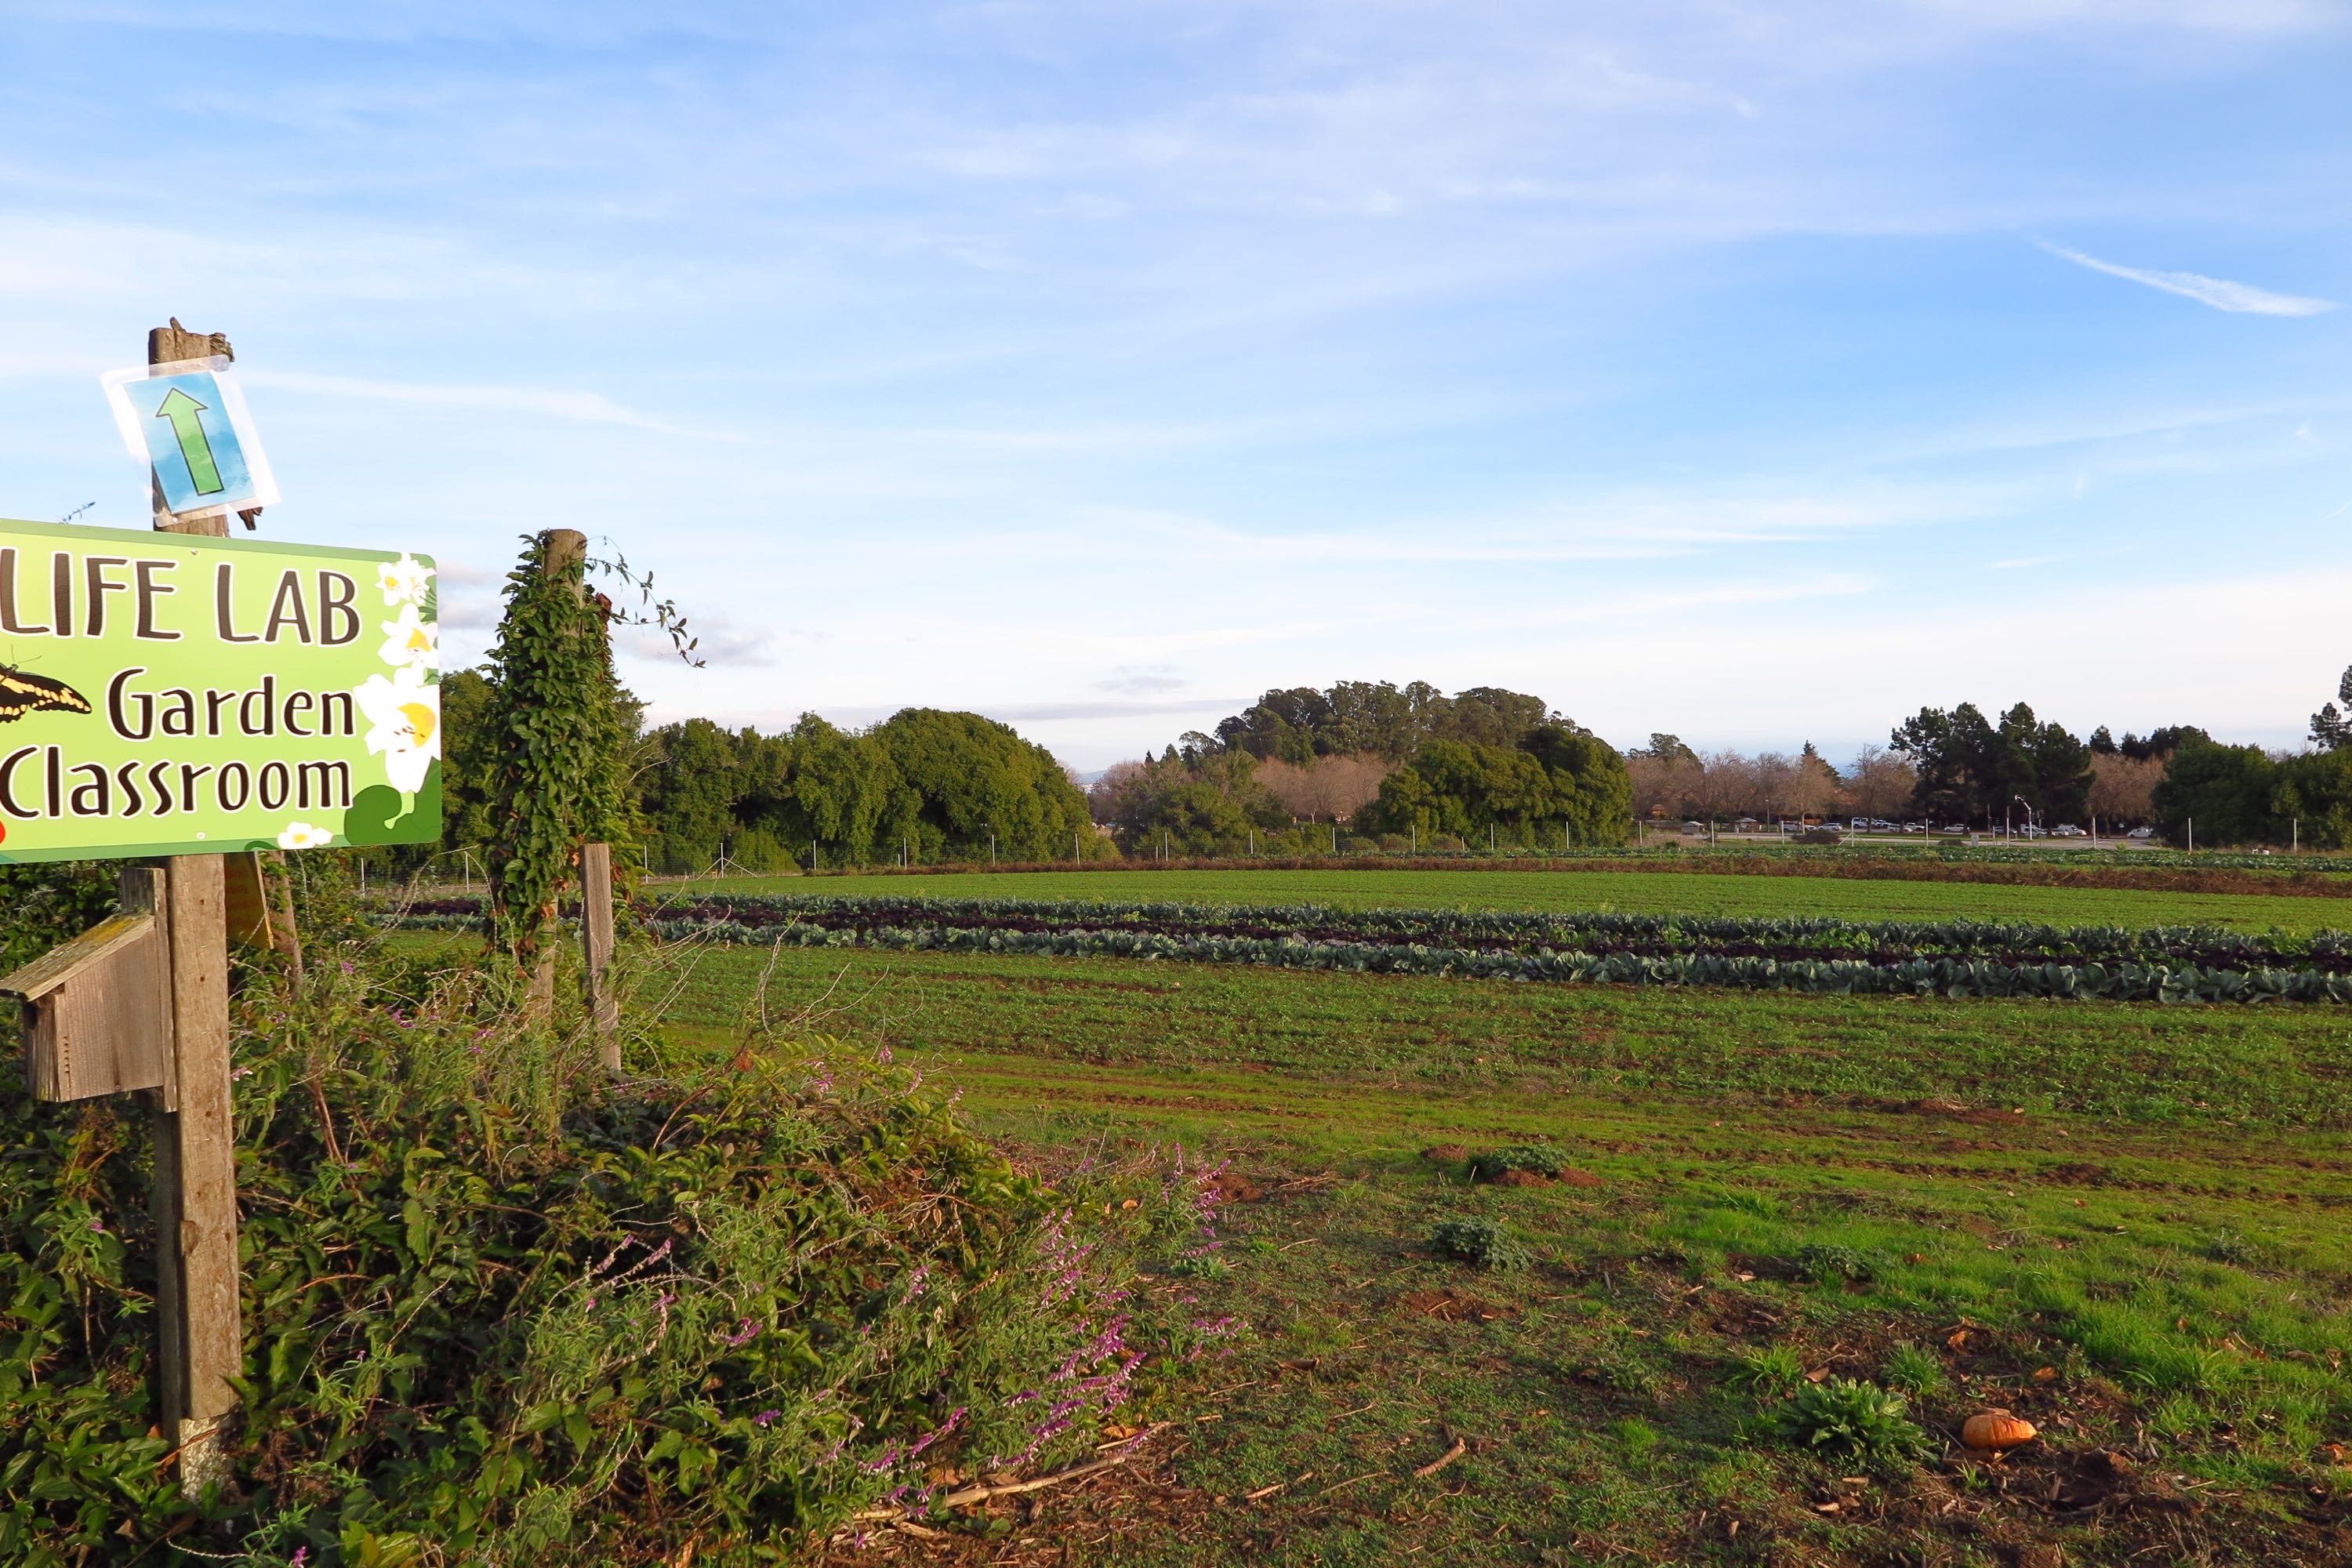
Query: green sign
xmin=0 ymin=517 xmax=440 ymax=863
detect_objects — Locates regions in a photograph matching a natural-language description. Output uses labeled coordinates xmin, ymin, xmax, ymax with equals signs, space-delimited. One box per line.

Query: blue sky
xmin=2 ymin=2 xmax=2346 ymax=770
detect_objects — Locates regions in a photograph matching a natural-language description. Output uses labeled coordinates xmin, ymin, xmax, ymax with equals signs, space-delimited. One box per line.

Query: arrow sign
xmin=101 ymin=363 xmax=277 ymax=517
xmin=154 ymin=387 xmax=225 ymax=495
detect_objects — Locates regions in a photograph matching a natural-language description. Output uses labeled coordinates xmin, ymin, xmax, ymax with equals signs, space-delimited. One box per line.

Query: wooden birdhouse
xmin=2 ymin=866 xmax=172 ymax=1103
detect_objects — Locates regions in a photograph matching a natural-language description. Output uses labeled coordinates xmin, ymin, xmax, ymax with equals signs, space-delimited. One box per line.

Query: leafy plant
xmin=1469 ymin=1144 xmax=1572 ymax=1181
xmin=1768 ymin=1378 xmax=1931 ymax=1465
xmin=1793 ymin=1243 xmax=1882 ymax=1284
xmin=1429 ymin=1216 xmax=1534 ymax=1272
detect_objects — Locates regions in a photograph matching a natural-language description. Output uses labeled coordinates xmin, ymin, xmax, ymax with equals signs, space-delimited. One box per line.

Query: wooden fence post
xmin=147 ymin=321 xmax=245 ymax=1494
xmin=582 ymin=842 xmax=619 ymax=1070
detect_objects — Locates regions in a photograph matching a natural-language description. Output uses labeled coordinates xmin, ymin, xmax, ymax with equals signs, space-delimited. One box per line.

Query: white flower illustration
xmin=354 ymin=669 xmax=441 ymax=795
xmin=277 ymin=822 xmax=334 ymax=850
xmin=376 ymin=554 xmax=434 ymax=607
xmin=377 ymin=602 xmax=440 ymax=673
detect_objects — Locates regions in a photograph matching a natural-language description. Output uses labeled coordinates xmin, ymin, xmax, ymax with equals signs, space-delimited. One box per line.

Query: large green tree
xmin=1356 ymin=723 xmax=1631 ymax=846
xmin=1890 ymin=701 xmax=2092 ymax=826
xmin=735 ymin=716 xmax=902 ymax=864
xmin=1212 ymin=681 xmax=1558 ymax=764
xmin=2276 ymin=749 xmax=2352 ymax=848
xmin=1094 ymin=749 xmax=1280 ymax=855
xmin=639 ymin=718 xmax=744 ymax=870
xmin=2310 ymin=664 xmax=2352 ymax=751
xmin=2152 ymin=742 xmax=2280 ymax=848
xmin=872 ymin=708 xmax=1094 ymax=861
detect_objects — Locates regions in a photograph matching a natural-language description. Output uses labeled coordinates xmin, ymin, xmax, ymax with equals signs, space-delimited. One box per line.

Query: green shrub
xmin=0 ymin=937 xmax=1153 ymax=1564
xmin=1468 ymin=1144 xmax=1571 ymax=1181
xmin=1768 ymin=1378 xmax=1931 ymax=1465
xmin=1428 ymin=1217 xmax=1534 ymax=1272
xmin=0 ymin=863 xmax=118 ymax=972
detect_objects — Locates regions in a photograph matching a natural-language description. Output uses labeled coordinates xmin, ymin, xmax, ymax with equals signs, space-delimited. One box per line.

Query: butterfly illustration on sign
xmin=0 ymin=666 xmax=91 ymax=724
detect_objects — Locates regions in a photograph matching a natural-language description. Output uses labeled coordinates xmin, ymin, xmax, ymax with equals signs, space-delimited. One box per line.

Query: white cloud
xmin=2038 ymin=242 xmax=2338 ymax=317
xmin=245 ymin=369 xmax=737 ymax=438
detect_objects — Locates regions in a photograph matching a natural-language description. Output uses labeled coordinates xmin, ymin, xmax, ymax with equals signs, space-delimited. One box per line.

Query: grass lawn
xmin=650 ymin=868 xmax=2352 ymax=935
xmin=621 ymin=940 xmax=2352 ymax=1566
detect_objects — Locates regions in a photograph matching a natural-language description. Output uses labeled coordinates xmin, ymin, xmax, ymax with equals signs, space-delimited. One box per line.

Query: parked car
xmin=1682 ymin=822 xmax=1705 ymax=834
xmin=1903 ymin=822 xmax=1926 ymax=833
xmin=2053 ymin=824 xmax=2085 ymax=837
xmin=2128 ymin=826 xmax=2154 ymax=840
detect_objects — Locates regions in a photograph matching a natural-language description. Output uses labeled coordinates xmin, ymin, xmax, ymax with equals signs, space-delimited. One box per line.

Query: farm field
xmin=622 ymin=939 xmax=2352 ymax=1566
xmin=650 ymin=867 xmax=2352 ymax=935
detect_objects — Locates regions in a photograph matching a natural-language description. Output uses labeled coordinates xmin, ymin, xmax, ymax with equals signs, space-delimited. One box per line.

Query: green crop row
xmin=631 ymin=892 xmax=2352 ymax=964
xmin=388 ymin=907 xmax=2350 ymax=1004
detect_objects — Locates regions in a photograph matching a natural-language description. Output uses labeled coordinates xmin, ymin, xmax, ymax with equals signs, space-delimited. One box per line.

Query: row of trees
xmin=2147 ymin=668 xmax=2352 ymax=848
xmin=429 ymin=661 xmax=2352 ymax=872
xmin=1091 ymin=683 xmax=1634 ymax=855
xmin=442 ymin=680 xmax=1105 ymax=873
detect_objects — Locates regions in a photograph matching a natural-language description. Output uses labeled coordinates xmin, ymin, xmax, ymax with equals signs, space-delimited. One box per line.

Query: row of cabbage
xmin=633 ymin=894 xmax=2350 ymax=967
xmin=383 ymin=895 xmax=2351 ymax=1003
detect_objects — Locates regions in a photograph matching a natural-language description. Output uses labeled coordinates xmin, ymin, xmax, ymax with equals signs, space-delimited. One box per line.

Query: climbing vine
xmin=481 ymin=531 xmax=633 ymax=975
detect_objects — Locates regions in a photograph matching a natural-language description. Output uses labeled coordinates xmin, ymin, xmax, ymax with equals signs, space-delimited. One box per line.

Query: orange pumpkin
xmin=1961 ymin=1410 xmax=2038 ymax=1451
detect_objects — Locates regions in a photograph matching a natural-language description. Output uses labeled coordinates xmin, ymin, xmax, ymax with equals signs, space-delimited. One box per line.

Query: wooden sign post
xmin=143 ymin=320 xmax=243 ymax=1494
xmin=0 ymin=323 xmax=443 ymax=1494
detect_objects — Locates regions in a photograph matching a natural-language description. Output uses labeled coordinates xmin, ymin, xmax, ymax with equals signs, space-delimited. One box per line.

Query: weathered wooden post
xmin=581 ymin=841 xmax=619 ymax=1069
xmin=142 ymin=319 xmax=244 ymax=1493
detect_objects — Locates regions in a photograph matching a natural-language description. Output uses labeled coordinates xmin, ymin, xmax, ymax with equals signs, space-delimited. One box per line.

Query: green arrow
xmin=154 ymin=387 xmax=224 ymax=495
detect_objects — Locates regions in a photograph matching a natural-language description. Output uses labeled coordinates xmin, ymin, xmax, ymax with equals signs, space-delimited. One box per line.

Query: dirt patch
xmin=1701 ymin=1290 xmax=1786 ymax=1337
xmin=1420 ymin=1145 xmax=1468 ymax=1164
xmin=1398 ymin=1288 xmax=1516 ymax=1323
xmin=1205 ymin=1173 xmax=1263 ymax=1203
xmin=1487 ymin=1169 xmax=1552 ymax=1188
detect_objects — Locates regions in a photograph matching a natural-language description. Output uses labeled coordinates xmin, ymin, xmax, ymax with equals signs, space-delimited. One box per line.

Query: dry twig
xmin=844 ymin=1423 xmax=1174 ymax=1527
xmin=1412 ymin=1436 xmax=1468 ymax=1479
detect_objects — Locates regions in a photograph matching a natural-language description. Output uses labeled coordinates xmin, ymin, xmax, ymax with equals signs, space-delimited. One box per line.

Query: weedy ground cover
xmin=0 ymin=910 xmax=1212 ymax=1566
xmin=658 ymin=869 xmax=2350 ymax=935
xmin=633 ymin=942 xmax=2352 ymax=1566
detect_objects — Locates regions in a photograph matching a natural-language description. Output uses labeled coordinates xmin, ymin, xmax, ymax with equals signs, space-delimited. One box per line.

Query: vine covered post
xmin=482 ymin=529 xmax=629 ymax=1023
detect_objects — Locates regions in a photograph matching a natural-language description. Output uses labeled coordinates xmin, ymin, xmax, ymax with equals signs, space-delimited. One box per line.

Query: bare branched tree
xmin=1256 ymin=754 xmax=1392 ymax=822
xmin=1842 ymin=745 xmax=1918 ymax=820
xmin=2085 ymin=753 xmax=2162 ymax=826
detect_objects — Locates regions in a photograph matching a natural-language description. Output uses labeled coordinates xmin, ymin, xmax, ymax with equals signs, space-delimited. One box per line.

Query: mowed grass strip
xmin=654 ymin=945 xmax=2352 ymax=1129
xmin=664 ymin=868 xmax=2351 ymax=934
